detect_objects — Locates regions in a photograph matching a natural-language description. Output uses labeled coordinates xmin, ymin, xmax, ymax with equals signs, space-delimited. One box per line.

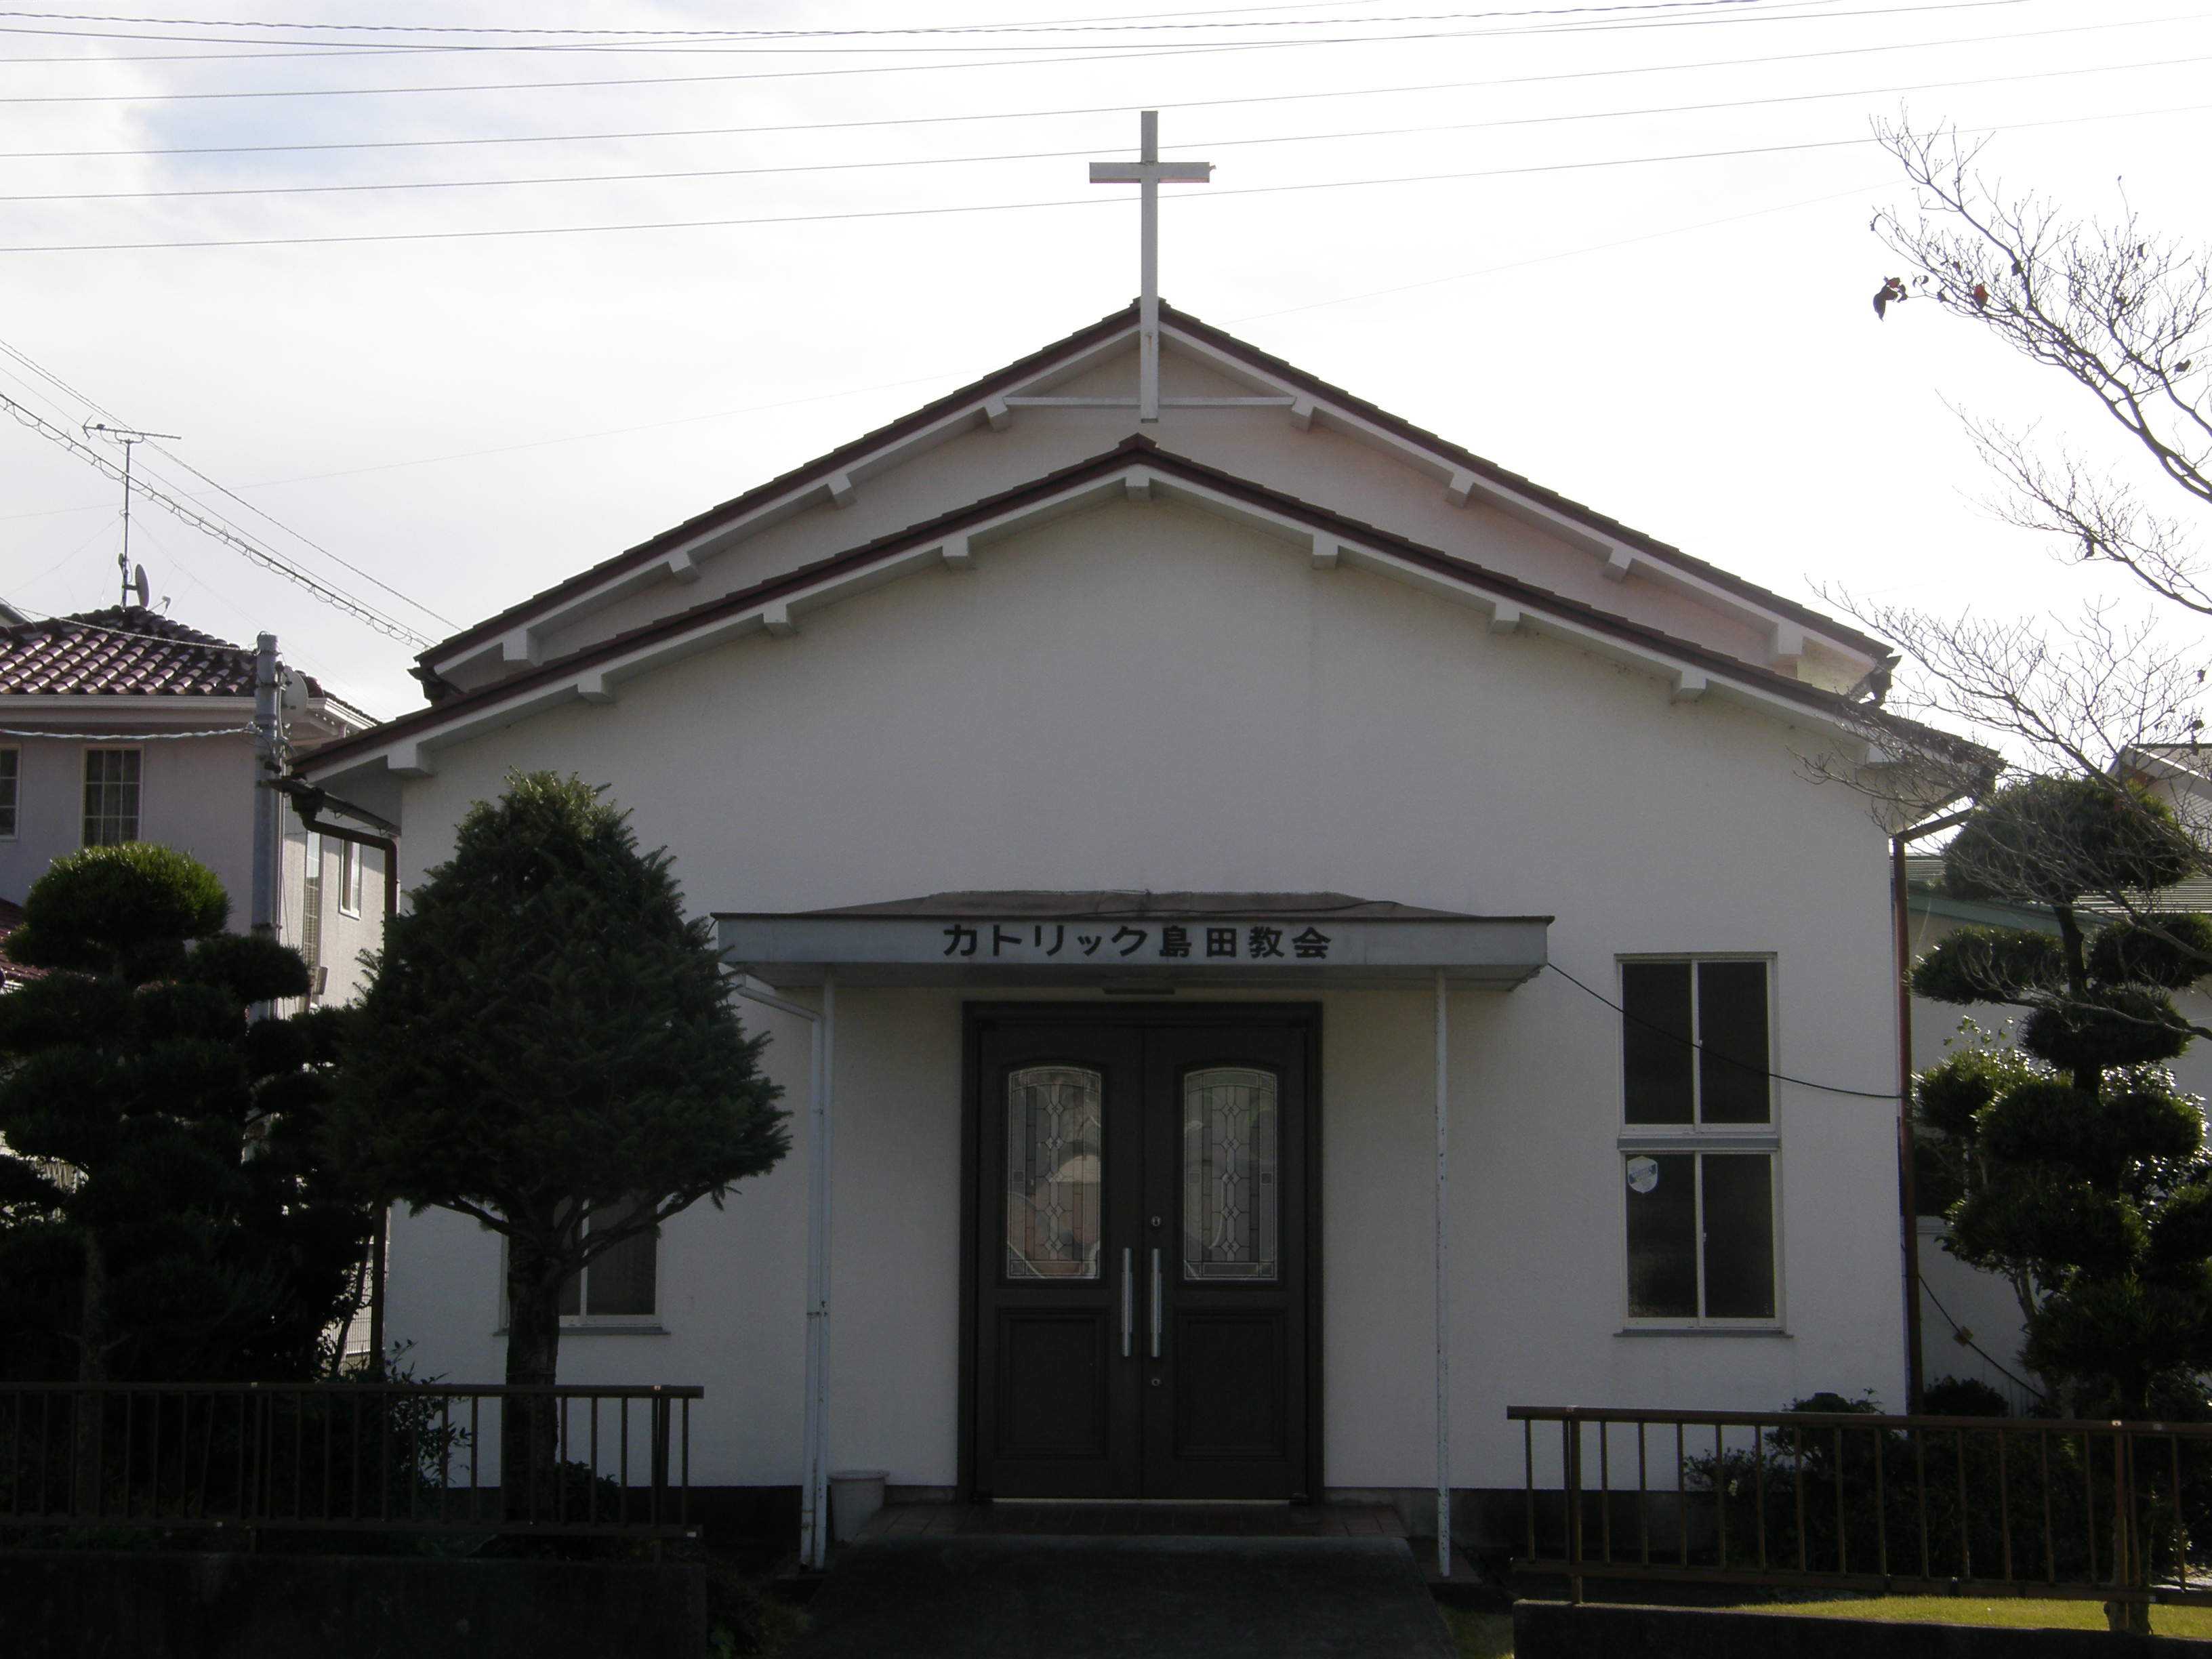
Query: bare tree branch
xmin=1872 ymin=117 xmax=2212 ymax=611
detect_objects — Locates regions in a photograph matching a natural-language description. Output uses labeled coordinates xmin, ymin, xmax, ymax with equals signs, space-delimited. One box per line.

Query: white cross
xmin=1089 ymin=110 xmax=1212 ymax=424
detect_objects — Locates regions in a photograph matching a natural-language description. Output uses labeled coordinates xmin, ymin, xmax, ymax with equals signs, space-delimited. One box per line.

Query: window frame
xmin=1616 ymin=954 xmax=1785 ymax=1332
xmin=338 ymin=838 xmax=364 ymax=918
xmin=497 ymin=1202 xmax=665 ymax=1334
xmin=0 ymin=745 xmax=18 ymax=840
xmin=80 ymin=745 xmax=142 ymax=847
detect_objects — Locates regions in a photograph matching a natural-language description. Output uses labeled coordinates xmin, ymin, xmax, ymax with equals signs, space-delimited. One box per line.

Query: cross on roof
xmin=1089 ymin=110 xmax=1212 ymax=424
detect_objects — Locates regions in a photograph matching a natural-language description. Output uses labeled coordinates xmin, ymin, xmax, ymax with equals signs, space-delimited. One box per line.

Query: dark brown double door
xmin=967 ymin=1006 xmax=1315 ymax=1502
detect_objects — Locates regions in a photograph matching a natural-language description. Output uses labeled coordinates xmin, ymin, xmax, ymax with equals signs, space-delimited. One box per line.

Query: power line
xmin=0 ymin=390 xmax=432 ymax=644
xmin=0 ymin=0 xmax=1803 ymax=42
xmin=4 ymin=50 xmax=2198 ymax=207
xmin=1546 ymin=961 xmax=1900 ymax=1099
xmin=1 ymin=9 xmax=2182 ymax=161
xmin=0 ymin=0 xmax=2039 ymax=101
xmin=10 ymin=98 xmax=2205 ymax=255
xmin=0 ymin=337 xmax=454 ymax=630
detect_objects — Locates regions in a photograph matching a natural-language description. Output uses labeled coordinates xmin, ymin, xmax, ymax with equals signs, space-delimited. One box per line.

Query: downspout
xmin=733 ymin=972 xmax=834 ymax=1571
xmin=1892 ymin=807 xmax=1973 ymax=1416
xmin=1434 ymin=968 xmax=1452 ymax=1578
xmin=276 ymin=778 xmax=401 ymax=1370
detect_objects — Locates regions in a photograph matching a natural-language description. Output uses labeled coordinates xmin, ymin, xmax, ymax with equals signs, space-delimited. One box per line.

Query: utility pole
xmin=83 ymin=423 xmax=180 ymax=605
xmin=251 ymin=634 xmax=279 ymax=937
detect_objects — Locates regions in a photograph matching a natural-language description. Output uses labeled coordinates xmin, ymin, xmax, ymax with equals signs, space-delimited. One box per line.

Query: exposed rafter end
xmin=575 ymin=672 xmax=617 ymax=705
xmin=941 ymin=534 xmax=975 ymax=571
xmin=1671 ymin=669 xmax=1708 ymax=703
xmin=1444 ymin=468 xmax=1477 ymax=508
xmin=826 ymin=471 xmax=857 ymax=510
xmin=1289 ymin=396 xmax=1315 ymax=432
xmin=763 ymin=602 xmax=798 ymax=638
xmin=1487 ymin=602 xmax=1522 ymax=635
xmin=1601 ymin=548 xmax=1635 ymax=583
xmin=1125 ymin=470 xmax=1154 ymax=501
xmin=665 ymin=550 xmax=701 ymax=584
xmin=1310 ymin=535 xmax=1340 ymax=569
xmin=388 ymin=743 xmax=436 ymax=779
xmin=983 ymin=396 xmax=1012 ymax=433
xmin=1768 ymin=622 xmax=1807 ymax=667
xmin=499 ymin=628 xmax=541 ymax=668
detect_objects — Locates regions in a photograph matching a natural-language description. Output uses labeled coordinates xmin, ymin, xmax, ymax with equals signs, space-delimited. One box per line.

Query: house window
xmin=558 ymin=1197 xmax=659 ymax=1322
xmin=1620 ymin=958 xmax=1778 ymax=1325
xmin=0 ymin=747 xmax=17 ymax=838
xmin=81 ymin=748 xmax=140 ymax=846
xmin=300 ymin=832 xmax=323 ymax=979
xmin=339 ymin=838 xmax=364 ymax=917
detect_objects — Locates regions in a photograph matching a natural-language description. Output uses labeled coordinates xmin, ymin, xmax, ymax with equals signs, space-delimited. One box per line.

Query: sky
xmin=0 ymin=0 xmax=2206 ymax=722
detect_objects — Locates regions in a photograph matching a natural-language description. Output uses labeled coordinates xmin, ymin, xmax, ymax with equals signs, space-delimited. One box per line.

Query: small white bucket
xmin=829 ymin=1469 xmax=888 ymax=1543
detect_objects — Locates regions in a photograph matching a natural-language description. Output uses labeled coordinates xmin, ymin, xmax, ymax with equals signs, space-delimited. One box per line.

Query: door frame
xmin=958 ymin=1000 xmax=1324 ymax=1502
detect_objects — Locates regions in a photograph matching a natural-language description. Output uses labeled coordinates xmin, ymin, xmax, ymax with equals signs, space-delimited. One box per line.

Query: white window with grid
xmin=339 ymin=838 xmax=365 ymax=917
xmin=81 ymin=747 xmax=140 ymax=846
xmin=1618 ymin=956 xmax=1781 ymax=1329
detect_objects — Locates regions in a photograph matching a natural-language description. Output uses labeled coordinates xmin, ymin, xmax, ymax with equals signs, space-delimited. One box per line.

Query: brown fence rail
xmin=1509 ymin=1405 xmax=2212 ymax=1607
xmin=1 ymin=1382 xmax=700 ymax=1541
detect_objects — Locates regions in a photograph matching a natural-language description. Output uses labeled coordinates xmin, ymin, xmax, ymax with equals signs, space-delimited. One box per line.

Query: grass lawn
xmin=1440 ymin=1597 xmax=2212 ymax=1657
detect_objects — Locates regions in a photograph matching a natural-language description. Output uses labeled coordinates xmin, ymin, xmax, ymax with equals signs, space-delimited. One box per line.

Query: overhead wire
xmin=3 ymin=49 xmax=2200 ymax=207
xmin=0 ymin=336 xmax=456 ymax=632
xmin=0 ymin=0 xmax=1848 ymax=56
xmin=0 ymin=389 xmax=432 ymax=645
xmin=1 ymin=9 xmax=2187 ymax=161
xmin=1546 ymin=962 xmax=1899 ymax=1099
xmin=9 ymin=96 xmax=2204 ymax=255
xmin=0 ymin=0 xmax=1816 ymax=42
xmin=0 ymin=0 xmax=2043 ymax=100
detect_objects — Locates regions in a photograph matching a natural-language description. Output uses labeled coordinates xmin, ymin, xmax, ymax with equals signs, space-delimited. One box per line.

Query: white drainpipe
xmin=735 ymin=972 xmax=836 ymax=1570
xmin=1435 ymin=968 xmax=1452 ymax=1577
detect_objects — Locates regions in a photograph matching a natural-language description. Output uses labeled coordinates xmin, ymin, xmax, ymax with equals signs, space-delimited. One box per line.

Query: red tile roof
xmin=0 ymin=607 xmax=257 ymax=697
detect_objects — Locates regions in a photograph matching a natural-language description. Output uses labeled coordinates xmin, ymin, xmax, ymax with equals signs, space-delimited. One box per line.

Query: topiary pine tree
xmin=1912 ymin=775 xmax=2212 ymax=1422
xmin=0 ymin=843 xmax=371 ymax=1385
xmin=327 ymin=771 xmax=787 ymax=1515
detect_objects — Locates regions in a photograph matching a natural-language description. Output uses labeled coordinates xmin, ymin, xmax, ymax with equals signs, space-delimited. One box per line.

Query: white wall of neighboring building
xmin=374 ymin=491 xmax=1906 ymax=1495
xmin=0 ymin=724 xmax=258 ymax=913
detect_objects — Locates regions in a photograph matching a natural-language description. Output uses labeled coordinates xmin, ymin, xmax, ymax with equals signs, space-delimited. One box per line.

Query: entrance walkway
xmin=785 ymin=1534 xmax=1457 ymax=1659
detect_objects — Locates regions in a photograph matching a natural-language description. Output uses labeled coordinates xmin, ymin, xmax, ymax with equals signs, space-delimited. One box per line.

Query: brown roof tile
xmin=0 ymin=607 xmax=256 ymax=697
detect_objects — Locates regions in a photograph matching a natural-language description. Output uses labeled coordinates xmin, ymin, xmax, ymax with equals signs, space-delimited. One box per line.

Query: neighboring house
xmin=0 ymin=605 xmax=382 ymax=1002
xmin=298 ymin=300 xmax=1965 ymax=1554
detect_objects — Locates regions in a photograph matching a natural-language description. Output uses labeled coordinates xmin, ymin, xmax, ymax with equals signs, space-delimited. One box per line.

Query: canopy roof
xmin=719 ymin=891 xmax=1551 ymax=990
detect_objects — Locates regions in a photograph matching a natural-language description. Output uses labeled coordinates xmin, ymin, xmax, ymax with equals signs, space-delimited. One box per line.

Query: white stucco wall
xmin=0 ymin=728 xmax=258 ymax=912
xmin=373 ymin=489 xmax=1905 ymax=1496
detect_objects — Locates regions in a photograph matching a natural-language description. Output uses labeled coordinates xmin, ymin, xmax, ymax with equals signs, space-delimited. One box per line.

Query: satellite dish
xmin=131 ymin=565 xmax=149 ymax=609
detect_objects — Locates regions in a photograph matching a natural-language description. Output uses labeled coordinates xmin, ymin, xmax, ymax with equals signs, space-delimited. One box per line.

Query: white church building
xmin=298 ymin=146 xmax=1959 ymax=1557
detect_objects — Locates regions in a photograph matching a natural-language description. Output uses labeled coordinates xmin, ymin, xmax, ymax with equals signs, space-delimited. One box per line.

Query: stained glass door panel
xmin=1006 ymin=1065 xmax=1105 ymax=1279
xmin=1182 ymin=1067 xmax=1278 ymax=1282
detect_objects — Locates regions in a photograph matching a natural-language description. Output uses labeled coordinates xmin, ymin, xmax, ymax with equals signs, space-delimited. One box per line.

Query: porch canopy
xmin=716 ymin=890 xmax=1549 ymax=989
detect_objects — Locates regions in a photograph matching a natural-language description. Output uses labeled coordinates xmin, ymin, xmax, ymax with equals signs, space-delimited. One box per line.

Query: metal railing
xmin=1 ymin=1382 xmax=700 ymax=1542
xmin=1511 ymin=1405 xmax=2212 ymax=1607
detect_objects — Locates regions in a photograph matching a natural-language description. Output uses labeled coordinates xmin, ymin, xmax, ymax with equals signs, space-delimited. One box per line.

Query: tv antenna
xmin=84 ymin=422 xmax=179 ymax=607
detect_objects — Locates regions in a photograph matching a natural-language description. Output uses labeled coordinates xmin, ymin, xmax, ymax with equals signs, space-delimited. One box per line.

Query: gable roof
xmin=413 ymin=302 xmax=1893 ymax=684
xmin=301 ymin=434 xmax=1971 ymax=781
xmin=0 ymin=607 xmax=258 ymax=697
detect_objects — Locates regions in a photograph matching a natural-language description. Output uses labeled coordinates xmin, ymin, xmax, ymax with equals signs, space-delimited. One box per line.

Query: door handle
xmin=1122 ymin=1248 xmax=1133 ymax=1358
xmin=1149 ymin=1248 xmax=1162 ymax=1359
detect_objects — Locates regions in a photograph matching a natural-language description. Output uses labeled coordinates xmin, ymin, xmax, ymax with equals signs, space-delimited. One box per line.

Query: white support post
xmin=730 ymin=974 xmax=834 ymax=1572
xmin=808 ymin=972 xmax=836 ymax=1568
xmin=1435 ymin=969 xmax=1452 ymax=1578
